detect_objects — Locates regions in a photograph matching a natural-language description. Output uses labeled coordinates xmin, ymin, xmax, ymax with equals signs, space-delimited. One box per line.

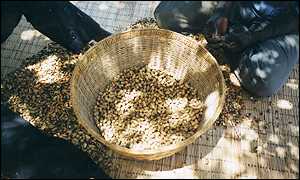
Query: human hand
xmin=206 ymin=14 xmax=228 ymax=36
xmin=223 ymin=24 xmax=253 ymax=53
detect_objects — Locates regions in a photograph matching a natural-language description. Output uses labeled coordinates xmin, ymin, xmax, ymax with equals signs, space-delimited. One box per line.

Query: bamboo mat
xmin=107 ymin=66 xmax=299 ymax=179
xmin=1 ymin=1 xmax=299 ymax=179
xmin=1 ymin=1 xmax=160 ymax=78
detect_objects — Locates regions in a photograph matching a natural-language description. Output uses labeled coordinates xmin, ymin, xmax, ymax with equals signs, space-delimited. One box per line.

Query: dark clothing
xmin=1 ymin=103 xmax=111 ymax=179
xmin=234 ymin=34 xmax=299 ymax=97
xmin=154 ymin=1 xmax=299 ymax=97
xmin=154 ymin=1 xmax=219 ymax=33
xmin=1 ymin=1 xmax=110 ymax=53
xmin=1 ymin=1 xmax=111 ymax=178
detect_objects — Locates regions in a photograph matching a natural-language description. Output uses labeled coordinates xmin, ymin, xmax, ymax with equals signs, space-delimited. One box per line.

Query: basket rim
xmin=70 ymin=28 xmax=226 ymax=158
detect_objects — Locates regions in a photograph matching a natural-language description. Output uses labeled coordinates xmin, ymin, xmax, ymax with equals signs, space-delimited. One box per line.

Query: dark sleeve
xmin=225 ymin=1 xmax=299 ymax=51
xmin=20 ymin=1 xmax=79 ymax=45
xmin=249 ymin=2 xmax=299 ymax=40
xmin=18 ymin=1 xmax=110 ymax=53
xmin=248 ymin=13 xmax=298 ymax=43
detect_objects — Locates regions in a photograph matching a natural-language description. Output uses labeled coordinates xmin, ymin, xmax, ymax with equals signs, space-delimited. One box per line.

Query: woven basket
xmin=71 ymin=29 xmax=226 ymax=160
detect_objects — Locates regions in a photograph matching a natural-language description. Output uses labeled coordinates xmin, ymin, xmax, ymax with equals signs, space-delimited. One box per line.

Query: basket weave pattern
xmin=71 ymin=29 xmax=226 ymax=160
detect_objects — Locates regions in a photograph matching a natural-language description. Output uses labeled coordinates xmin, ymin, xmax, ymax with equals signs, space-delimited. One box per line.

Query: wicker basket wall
xmin=71 ymin=29 xmax=226 ymax=160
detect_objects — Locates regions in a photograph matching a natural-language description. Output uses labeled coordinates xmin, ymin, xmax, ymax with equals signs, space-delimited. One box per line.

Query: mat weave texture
xmin=1 ymin=1 xmax=298 ymax=179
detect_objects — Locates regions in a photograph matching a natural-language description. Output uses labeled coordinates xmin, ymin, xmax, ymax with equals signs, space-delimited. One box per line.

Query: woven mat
xmin=1 ymin=1 xmax=299 ymax=179
xmin=1 ymin=1 xmax=160 ymax=78
xmin=108 ymin=65 xmax=299 ymax=179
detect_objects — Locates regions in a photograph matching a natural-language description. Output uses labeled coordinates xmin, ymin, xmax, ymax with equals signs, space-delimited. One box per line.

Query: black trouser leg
xmin=233 ymin=34 xmax=299 ymax=97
